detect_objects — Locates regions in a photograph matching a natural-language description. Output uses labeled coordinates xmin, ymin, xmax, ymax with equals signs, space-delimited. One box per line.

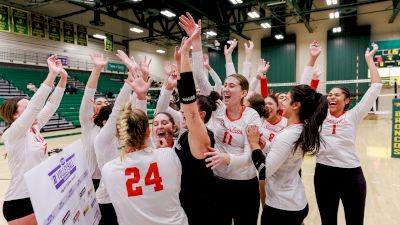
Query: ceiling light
xmin=156 ymin=49 xmax=166 ymax=54
xmin=93 ymin=34 xmax=106 ymax=39
xmin=160 ymin=9 xmax=176 ymax=18
xmin=130 ymin=27 xmax=143 ymax=33
xmin=261 ymin=22 xmax=271 ymax=28
xmin=132 ymin=0 xmax=142 ymax=2
xmin=329 ymin=11 xmax=339 ymax=19
xmin=275 ymin=34 xmax=284 ymax=40
xmin=229 ymin=0 xmax=243 ymax=4
xmin=333 ymin=26 xmax=342 ymax=33
xmin=206 ymin=31 xmax=217 ymax=36
xmin=247 ymin=11 xmax=260 ymax=19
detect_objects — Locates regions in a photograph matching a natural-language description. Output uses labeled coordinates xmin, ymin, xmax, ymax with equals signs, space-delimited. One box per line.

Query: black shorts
xmin=3 ymin=198 xmax=34 ymax=222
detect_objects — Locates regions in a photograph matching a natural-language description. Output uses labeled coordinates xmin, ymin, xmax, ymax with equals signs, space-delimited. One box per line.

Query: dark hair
xmin=266 ymin=95 xmax=279 ymax=106
xmin=331 ymin=86 xmax=351 ymax=110
xmin=197 ymin=91 xmax=220 ymax=123
xmin=228 ymin=74 xmax=249 ymax=92
xmin=94 ymin=104 xmax=113 ymax=127
xmin=290 ymin=85 xmax=328 ymax=155
xmin=248 ymin=93 xmax=269 ymax=118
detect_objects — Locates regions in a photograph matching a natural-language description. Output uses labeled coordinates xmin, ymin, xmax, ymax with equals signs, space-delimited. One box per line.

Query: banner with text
xmin=25 ymin=140 xmax=101 ymax=225
xmin=11 ymin=7 xmax=29 ymax=36
xmin=63 ymin=21 xmax=75 ymax=44
xmin=31 ymin=13 xmax=45 ymax=38
xmin=0 ymin=5 xmax=10 ymax=32
xmin=392 ymin=98 xmax=400 ymax=158
xmin=107 ymin=62 xmax=126 ymax=73
xmin=104 ymin=33 xmax=113 ymax=52
xmin=77 ymin=25 xmax=87 ymax=46
xmin=48 ymin=18 xmax=60 ymax=41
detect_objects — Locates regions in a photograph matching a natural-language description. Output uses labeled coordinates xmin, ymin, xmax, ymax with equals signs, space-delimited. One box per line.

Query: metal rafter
xmin=288 ymin=0 xmax=314 ymax=33
xmin=389 ymin=0 xmax=400 ymax=23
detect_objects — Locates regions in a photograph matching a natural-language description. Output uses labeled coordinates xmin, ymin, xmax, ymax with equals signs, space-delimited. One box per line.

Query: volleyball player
xmin=79 ymin=53 xmax=109 ymax=190
xmin=248 ymin=84 xmax=328 ymax=225
xmin=1 ymin=55 xmax=66 ymax=225
xmin=314 ymin=43 xmax=382 ymax=225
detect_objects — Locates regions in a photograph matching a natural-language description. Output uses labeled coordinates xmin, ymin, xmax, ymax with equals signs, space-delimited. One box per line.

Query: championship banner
xmin=31 ymin=13 xmax=45 ymax=38
xmin=0 ymin=5 xmax=10 ymax=32
xmin=25 ymin=140 xmax=101 ymax=225
xmin=48 ymin=18 xmax=61 ymax=41
xmin=63 ymin=21 xmax=75 ymax=44
xmin=11 ymin=7 xmax=29 ymax=36
xmin=104 ymin=33 xmax=113 ymax=52
xmin=77 ymin=25 xmax=87 ymax=46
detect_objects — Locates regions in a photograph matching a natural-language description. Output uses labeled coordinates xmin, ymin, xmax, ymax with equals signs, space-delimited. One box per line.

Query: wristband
xmin=252 ymin=149 xmax=266 ymax=180
xmin=177 ymin=72 xmax=196 ymax=104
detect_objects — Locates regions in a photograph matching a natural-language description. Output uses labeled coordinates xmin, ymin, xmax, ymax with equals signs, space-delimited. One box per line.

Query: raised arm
xmin=249 ymin=59 xmax=270 ymax=93
xmin=300 ymin=41 xmax=321 ymax=85
xmin=177 ymin=23 xmax=211 ymax=159
xmin=352 ymin=43 xmax=382 ymax=123
xmin=225 ymin=39 xmax=238 ymax=76
xmin=204 ymin=54 xmax=222 ymax=93
xmin=310 ymin=67 xmax=322 ymax=90
xmin=242 ymin=40 xmax=254 ymax=79
xmin=36 ymin=68 xmax=67 ymax=129
xmin=3 ymin=55 xmax=59 ymax=141
xmin=79 ymin=53 xmax=108 ymax=130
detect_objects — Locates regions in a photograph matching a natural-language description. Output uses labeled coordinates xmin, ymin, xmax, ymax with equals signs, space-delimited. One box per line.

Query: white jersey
xmin=317 ymin=83 xmax=383 ymax=168
xmin=2 ymin=84 xmax=64 ymax=200
xmin=265 ymin=124 xmax=307 ymax=211
xmin=102 ymin=147 xmax=188 ymax=225
xmin=209 ymin=104 xmax=262 ymax=180
xmin=79 ymin=87 xmax=102 ymax=179
xmin=260 ymin=117 xmax=288 ymax=154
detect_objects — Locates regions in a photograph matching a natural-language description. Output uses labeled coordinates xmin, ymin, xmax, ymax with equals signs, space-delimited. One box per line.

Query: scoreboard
xmin=374 ymin=48 xmax=400 ymax=68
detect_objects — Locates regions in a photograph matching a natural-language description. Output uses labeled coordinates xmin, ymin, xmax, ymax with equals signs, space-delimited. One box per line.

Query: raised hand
xmin=312 ymin=66 xmax=323 ymax=80
xmin=247 ymin=124 xmax=262 ymax=150
xmin=164 ymin=61 xmax=174 ymax=76
xmin=178 ymin=12 xmax=201 ymax=39
xmin=365 ymin=42 xmax=379 ymax=61
xmin=244 ymin=40 xmax=254 ymax=61
xmin=224 ymin=39 xmax=237 ymax=56
xmin=116 ymin=50 xmax=137 ymax=71
xmin=256 ymin=59 xmax=270 ymax=79
xmin=90 ymin=53 xmax=108 ymax=68
xmin=309 ymin=41 xmax=322 ymax=58
xmin=125 ymin=70 xmax=152 ymax=100
xmin=165 ymin=71 xmax=178 ymax=91
xmin=47 ymin=55 xmax=63 ymax=75
xmin=139 ymin=56 xmax=151 ymax=81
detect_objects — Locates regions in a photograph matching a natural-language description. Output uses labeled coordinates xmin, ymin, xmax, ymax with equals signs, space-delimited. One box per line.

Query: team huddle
xmin=0 ymin=12 xmax=382 ymax=225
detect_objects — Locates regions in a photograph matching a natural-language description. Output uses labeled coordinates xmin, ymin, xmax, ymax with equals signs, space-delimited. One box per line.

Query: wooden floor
xmin=0 ymin=116 xmax=398 ymax=225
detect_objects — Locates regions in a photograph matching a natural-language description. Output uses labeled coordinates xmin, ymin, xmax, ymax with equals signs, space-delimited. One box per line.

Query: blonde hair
xmin=117 ymin=103 xmax=149 ymax=159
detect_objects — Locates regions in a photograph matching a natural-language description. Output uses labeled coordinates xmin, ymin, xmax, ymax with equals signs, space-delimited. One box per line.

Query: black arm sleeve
xmin=177 ymin=72 xmax=196 ymax=104
xmin=252 ymin=149 xmax=266 ymax=180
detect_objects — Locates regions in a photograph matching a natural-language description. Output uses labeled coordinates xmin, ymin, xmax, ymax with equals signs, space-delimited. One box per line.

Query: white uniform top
xmin=102 ymin=147 xmax=188 ymax=225
xmin=265 ymin=123 xmax=307 ymax=211
xmin=260 ymin=117 xmax=288 ymax=154
xmin=2 ymin=84 xmax=64 ymax=200
xmin=317 ymin=83 xmax=383 ymax=168
xmin=79 ymin=87 xmax=102 ymax=179
xmin=209 ymin=103 xmax=261 ymax=180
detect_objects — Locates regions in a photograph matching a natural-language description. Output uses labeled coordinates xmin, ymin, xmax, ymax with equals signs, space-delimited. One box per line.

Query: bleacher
xmin=0 ymin=65 xmax=159 ymax=130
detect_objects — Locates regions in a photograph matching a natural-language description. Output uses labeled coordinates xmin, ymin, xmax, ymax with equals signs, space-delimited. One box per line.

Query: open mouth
xmin=329 ymin=102 xmax=337 ymax=106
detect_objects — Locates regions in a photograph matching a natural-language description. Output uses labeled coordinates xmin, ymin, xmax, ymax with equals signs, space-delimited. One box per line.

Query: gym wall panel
xmin=261 ymin=35 xmax=296 ymax=93
xmin=327 ymin=26 xmax=371 ymax=95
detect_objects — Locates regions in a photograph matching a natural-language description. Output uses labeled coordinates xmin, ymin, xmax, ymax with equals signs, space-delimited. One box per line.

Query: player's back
xmin=102 ymin=147 xmax=188 ymax=225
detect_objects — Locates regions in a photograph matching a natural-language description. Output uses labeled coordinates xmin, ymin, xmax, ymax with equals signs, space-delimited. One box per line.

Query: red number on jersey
xmin=125 ymin=167 xmax=143 ymax=197
xmin=268 ymin=133 xmax=275 ymax=142
xmin=222 ymin=132 xmax=233 ymax=145
xmin=125 ymin=162 xmax=164 ymax=197
xmin=145 ymin=162 xmax=164 ymax=192
xmin=332 ymin=124 xmax=337 ymax=135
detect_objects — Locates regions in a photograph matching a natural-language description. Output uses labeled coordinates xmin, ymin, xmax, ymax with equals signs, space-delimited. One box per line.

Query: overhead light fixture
xmin=229 ymin=0 xmax=243 ymax=4
xmin=160 ymin=9 xmax=176 ymax=18
xmin=247 ymin=11 xmax=260 ymax=19
xmin=93 ymin=34 xmax=106 ymax=39
xmin=130 ymin=27 xmax=144 ymax=33
xmin=206 ymin=31 xmax=217 ymax=37
xmin=329 ymin=11 xmax=340 ymax=19
xmin=326 ymin=0 xmax=337 ymax=5
xmin=132 ymin=0 xmax=142 ymax=2
xmin=333 ymin=26 xmax=342 ymax=33
xmin=156 ymin=49 xmax=166 ymax=54
xmin=261 ymin=22 xmax=271 ymax=28
xmin=275 ymin=34 xmax=284 ymax=40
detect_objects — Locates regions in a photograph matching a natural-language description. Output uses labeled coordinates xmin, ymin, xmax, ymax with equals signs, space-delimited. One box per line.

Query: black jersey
xmin=174 ymin=129 xmax=219 ymax=225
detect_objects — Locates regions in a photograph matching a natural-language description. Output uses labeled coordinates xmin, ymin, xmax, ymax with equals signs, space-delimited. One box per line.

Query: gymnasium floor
xmin=0 ymin=116 xmax=398 ymax=225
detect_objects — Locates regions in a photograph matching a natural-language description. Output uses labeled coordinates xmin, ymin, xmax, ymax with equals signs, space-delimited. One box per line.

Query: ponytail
xmin=290 ymin=85 xmax=328 ymax=155
xmin=197 ymin=91 xmax=220 ymax=123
